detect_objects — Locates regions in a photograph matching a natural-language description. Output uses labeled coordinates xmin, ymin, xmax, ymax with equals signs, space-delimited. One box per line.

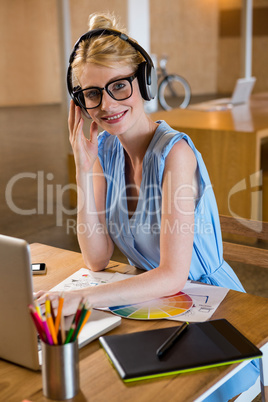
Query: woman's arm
xmin=76 ymin=158 xmax=114 ymax=270
xmin=43 ymin=139 xmax=197 ymax=314
xmin=69 ymin=101 xmax=114 ymax=270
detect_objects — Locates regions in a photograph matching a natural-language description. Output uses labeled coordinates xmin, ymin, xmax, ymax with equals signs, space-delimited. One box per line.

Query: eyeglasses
xmin=74 ymin=73 xmax=137 ymax=110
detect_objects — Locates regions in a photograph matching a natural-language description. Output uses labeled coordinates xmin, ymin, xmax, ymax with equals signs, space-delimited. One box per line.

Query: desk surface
xmin=1 ymin=243 xmax=268 ymax=402
xmin=150 ymin=93 xmax=268 ymax=133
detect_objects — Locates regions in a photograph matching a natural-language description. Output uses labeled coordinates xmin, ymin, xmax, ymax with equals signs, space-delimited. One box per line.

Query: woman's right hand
xmin=68 ymin=100 xmax=99 ymax=173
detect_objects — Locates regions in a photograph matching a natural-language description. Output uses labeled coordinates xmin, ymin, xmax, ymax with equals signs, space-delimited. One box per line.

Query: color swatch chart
xmin=109 ymin=292 xmax=193 ymax=320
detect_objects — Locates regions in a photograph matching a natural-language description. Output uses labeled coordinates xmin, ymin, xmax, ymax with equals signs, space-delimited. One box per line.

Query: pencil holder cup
xmin=41 ymin=340 xmax=80 ymax=400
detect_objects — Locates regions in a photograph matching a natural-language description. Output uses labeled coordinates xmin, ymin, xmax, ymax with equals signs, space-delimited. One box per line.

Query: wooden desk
xmin=1 ymin=243 xmax=268 ymax=402
xmin=150 ymin=93 xmax=268 ymax=221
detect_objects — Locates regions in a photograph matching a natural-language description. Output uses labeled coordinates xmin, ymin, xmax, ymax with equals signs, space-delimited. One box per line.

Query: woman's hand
xmin=36 ymin=290 xmax=87 ymax=316
xmin=68 ymin=100 xmax=99 ymax=173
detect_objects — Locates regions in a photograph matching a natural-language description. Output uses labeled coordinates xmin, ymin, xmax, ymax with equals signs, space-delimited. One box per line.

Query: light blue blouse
xmin=98 ymin=120 xmax=259 ymax=401
xmin=98 ymin=120 xmax=244 ymax=291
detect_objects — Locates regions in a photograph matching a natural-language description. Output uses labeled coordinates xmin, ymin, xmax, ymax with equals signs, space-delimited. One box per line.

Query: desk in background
xmin=150 ymin=93 xmax=268 ymax=221
xmin=1 ymin=243 xmax=268 ymax=401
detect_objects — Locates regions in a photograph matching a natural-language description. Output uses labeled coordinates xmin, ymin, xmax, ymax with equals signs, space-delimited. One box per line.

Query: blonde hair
xmin=71 ymin=12 xmax=144 ymax=83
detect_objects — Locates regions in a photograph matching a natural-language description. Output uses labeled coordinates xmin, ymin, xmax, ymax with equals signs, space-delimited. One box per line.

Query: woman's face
xmin=78 ymin=63 xmax=145 ymax=136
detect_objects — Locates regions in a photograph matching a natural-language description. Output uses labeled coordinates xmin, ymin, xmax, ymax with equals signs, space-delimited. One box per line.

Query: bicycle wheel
xmin=158 ymin=74 xmax=191 ymax=110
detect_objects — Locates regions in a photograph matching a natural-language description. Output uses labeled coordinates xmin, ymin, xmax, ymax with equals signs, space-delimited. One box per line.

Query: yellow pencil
xmin=34 ymin=301 xmax=43 ymax=319
xmin=55 ymin=293 xmax=64 ymax=335
xmin=46 ymin=313 xmax=58 ymax=345
xmin=45 ymin=295 xmax=51 ymax=317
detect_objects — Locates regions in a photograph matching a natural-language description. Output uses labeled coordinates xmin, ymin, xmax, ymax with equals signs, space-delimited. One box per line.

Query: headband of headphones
xmin=67 ymin=28 xmax=157 ymax=107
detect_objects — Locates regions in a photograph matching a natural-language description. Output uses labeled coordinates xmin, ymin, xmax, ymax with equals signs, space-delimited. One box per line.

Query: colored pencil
xmin=65 ymin=323 xmax=76 ymax=344
xmin=60 ymin=311 xmax=66 ymax=344
xmin=74 ymin=298 xmax=84 ymax=325
xmin=50 ymin=299 xmax=56 ymax=323
xmin=45 ymin=295 xmax=56 ymax=323
xmin=42 ymin=317 xmax=54 ymax=345
xmin=46 ymin=313 xmax=58 ymax=345
xmin=67 ymin=298 xmax=84 ymax=337
xmin=45 ymin=296 xmax=51 ymax=316
xmin=34 ymin=301 xmax=43 ymax=319
xmin=28 ymin=305 xmax=46 ymax=342
xmin=29 ymin=294 xmax=92 ymax=345
xmin=75 ymin=308 xmax=92 ymax=340
xmin=72 ymin=306 xmax=87 ymax=341
xmin=54 ymin=292 xmax=64 ymax=335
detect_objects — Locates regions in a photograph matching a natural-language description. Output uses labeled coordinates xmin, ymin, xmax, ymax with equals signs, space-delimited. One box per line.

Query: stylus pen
xmin=156 ymin=322 xmax=189 ymax=358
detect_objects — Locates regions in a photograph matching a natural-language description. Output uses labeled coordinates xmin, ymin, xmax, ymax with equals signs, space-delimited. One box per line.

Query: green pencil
xmin=72 ymin=305 xmax=88 ymax=341
xmin=65 ymin=323 xmax=75 ymax=344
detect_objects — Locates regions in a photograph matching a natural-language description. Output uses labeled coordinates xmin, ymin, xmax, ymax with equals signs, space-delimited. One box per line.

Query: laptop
xmin=189 ymin=77 xmax=256 ymax=111
xmin=0 ymin=235 xmax=121 ymax=370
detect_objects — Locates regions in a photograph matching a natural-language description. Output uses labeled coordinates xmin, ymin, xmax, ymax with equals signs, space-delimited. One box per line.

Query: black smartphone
xmin=31 ymin=263 xmax=47 ymax=275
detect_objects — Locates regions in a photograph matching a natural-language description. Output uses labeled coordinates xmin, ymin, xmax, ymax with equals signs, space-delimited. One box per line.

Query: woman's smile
xmin=102 ymin=110 xmax=128 ymax=123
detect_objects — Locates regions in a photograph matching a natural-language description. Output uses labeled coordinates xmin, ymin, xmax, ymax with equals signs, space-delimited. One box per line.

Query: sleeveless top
xmin=98 ymin=120 xmax=259 ymax=400
xmin=98 ymin=120 xmax=244 ymax=292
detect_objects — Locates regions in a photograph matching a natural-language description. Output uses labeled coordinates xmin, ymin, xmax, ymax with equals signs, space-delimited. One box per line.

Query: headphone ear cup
xmin=137 ymin=62 xmax=149 ymax=100
xmin=137 ymin=62 xmax=157 ymax=101
xmin=147 ymin=65 xmax=158 ymax=100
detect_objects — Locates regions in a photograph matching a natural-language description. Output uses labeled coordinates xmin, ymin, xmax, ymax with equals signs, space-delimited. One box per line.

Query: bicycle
xmin=157 ymin=55 xmax=191 ymax=110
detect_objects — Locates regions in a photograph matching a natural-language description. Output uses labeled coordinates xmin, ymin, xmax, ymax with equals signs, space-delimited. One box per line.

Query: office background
xmin=1 ymin=0 xmax=268 ymax=107
xmin=0 ymin=0 xmax=267 ymax=300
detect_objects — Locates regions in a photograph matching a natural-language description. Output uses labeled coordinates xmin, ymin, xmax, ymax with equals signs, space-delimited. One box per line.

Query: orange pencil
xmin=46 ymin=295 xmax=56 ymax=323
xmin=75 ymin=304 xmax=92 ymax=340
xmin=55 ymin=293 xmax=64 ymax=335
xmin=77 ymin=310 xmax=91 ymax=337
xmin=46 ymin=313 xmax=58 ymax=345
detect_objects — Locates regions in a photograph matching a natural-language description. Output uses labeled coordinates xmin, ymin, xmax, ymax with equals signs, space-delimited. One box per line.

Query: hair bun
xmin=88 ymin=12 xmax=124 ymax=32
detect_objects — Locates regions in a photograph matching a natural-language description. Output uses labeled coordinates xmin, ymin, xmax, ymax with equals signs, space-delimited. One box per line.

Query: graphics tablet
xmin=99 ymin=318 xmax=262 ymax=382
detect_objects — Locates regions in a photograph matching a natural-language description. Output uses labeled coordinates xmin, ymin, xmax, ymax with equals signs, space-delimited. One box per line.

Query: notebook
xmin=99 ymin=319 xmax=262 ymax=382
xmin=189 ymin=77 xmax=256 ymax=111
xmin=0 ymin=234 xmax=121 ymax=370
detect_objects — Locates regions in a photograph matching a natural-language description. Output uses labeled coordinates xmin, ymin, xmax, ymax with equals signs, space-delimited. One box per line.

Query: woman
xmin=39 ymin=12 xmax=259 ymax=400
xmin=62 ymin=11 xmax=245 ymax=308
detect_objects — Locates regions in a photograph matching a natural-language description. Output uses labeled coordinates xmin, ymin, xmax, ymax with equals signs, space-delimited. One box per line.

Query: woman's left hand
xmin=36 ymin=290 xmax=87 ymax=316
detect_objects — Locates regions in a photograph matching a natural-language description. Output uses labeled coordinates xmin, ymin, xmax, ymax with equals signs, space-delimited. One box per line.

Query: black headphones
xmin=67 ymin=28 xmax=157 ymax=108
